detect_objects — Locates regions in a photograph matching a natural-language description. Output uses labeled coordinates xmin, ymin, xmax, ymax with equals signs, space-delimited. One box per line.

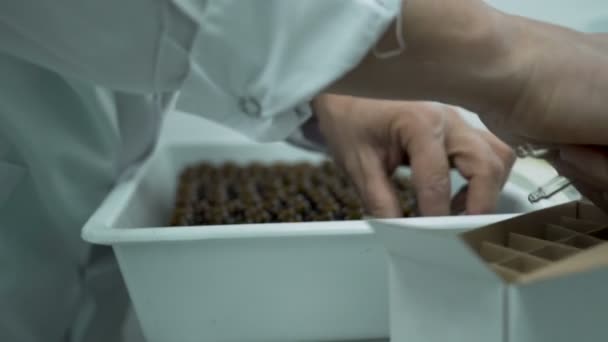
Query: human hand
xmin=313 ymin=94 xmax=515 ymax=217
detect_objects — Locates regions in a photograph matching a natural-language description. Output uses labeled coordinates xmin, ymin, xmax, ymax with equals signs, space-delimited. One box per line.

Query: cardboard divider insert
xmin=490 ymin=264 xmax=521 ymax=282
xmin=588 ymin=227 xmax=608 ymax=240
xmin=498 ymin=254 xmax=550 ymax=274
xmin=504 ymin=223 xmax=578 ymax=242
xmin=529 ymin=244 xmax=580 ymax=261
xmin=462 ymin=201 xmax=608 ymax=282
xmin=559 ymin=216 xmax=603 ymax=234
xmin=577 ymin=201 xmax=608 ymax=222
xmin=507 ymin=233 xmax=549 ymax=253
xmin=558 ymin=235 xmax=603 ymax=249
xmin=543 ymin=224 xmax=578 ymax=241
xmin=479 ymin=242 xmax=524 ymax=263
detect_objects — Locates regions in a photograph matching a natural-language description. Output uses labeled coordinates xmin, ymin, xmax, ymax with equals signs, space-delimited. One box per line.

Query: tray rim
xmin=82 ymin=141 xmax=573 ymax=245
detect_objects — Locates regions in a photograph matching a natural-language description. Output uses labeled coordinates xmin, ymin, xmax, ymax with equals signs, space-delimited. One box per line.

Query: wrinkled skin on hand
xmin=314 ymin=95 xmax=515 ymax=217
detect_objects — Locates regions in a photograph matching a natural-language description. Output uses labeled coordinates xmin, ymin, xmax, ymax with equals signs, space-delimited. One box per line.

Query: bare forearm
xmin=329 ymin=0 xmax=524 ymax=115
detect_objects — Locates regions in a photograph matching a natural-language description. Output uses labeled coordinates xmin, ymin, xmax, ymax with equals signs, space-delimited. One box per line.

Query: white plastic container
xmin=83 ymin=142 xmax=577 ymax=342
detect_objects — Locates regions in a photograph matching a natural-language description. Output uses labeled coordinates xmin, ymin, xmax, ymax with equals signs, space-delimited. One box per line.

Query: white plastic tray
xmin=83 ymin=142 xmax=577 ymax=342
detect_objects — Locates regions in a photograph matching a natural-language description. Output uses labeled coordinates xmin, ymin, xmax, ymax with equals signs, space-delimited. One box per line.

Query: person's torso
xmin=0 ymin=52 xmax=168 ymax=341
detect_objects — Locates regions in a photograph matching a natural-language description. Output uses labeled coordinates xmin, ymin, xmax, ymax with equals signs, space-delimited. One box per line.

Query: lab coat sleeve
xmin=0 ymin=0 xmax=400 ymax=142
xmin=176 ymin=0 xmax=401 ymax=141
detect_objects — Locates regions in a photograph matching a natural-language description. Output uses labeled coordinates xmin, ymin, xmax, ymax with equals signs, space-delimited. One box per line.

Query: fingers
xmin=478 ymin=130 xmax=516 ymax=187
xmin=398 ymin=114 xmax=452 ymax=216
xmin=464 ymin=169 xmax=504 ymax=214
xmin=446 ymin=114 xmax=514 ymax=214
xmin=347 ymin=101 xmax=453 ymax=217
xmin=450 ymin=185 xmax=468 ymax=215
xmin=343 ymin=147 xmax=402 ymax=218
xmin=452 ymin=139 xmax=506 ymax=214
xmin=408 ymin=142 xmax=452 ymax=216
xmin=317 ymin=96 xmax=508 ymax=218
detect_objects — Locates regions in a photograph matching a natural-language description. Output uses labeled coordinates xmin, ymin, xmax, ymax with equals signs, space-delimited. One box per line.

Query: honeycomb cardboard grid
xmin=371 ymin=200 xmax=608 ymax=342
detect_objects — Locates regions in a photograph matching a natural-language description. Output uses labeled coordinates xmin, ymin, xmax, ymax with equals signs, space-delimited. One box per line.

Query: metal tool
xmin=528 ymin=175 xmax=573 ymax=203
xmin=515 ymin=143 xmax=573 ymax=204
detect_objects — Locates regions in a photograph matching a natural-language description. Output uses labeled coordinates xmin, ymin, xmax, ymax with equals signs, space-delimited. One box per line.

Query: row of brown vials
xmin=170 ymin=161 xmax=417 ymax=226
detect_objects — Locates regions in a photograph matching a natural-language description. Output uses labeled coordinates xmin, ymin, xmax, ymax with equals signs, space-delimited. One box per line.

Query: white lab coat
xmin=0 ymin=1 xmax=400 ymax=341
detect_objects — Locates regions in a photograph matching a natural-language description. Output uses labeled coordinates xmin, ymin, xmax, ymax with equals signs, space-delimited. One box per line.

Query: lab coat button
xmin=239 ymin=97 xmax=262 ymax=117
